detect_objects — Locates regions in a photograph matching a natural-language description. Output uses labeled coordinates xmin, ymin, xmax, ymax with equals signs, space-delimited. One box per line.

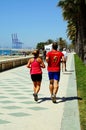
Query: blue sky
xmin=0 ymin=0 xmax=70 ymax=48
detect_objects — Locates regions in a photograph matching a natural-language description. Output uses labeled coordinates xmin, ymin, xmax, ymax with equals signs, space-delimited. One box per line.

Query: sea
xmin=0 ymin=48 xmax=22 ymax=55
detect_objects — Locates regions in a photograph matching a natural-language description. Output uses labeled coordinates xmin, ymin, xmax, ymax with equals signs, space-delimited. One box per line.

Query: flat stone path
xmin=0 ymin=53 xmax=81 ymax=130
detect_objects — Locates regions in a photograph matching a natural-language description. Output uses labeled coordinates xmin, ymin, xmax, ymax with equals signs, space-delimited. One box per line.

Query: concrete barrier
xmin=0 ymin=56 xmax=32 ymax=72
xmin=0 ymin=55 xmax=43 ymax=72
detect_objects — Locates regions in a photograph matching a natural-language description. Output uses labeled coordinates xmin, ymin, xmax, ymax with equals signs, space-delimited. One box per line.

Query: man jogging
xmin=46 ymin=42 xmax=64 ymax=103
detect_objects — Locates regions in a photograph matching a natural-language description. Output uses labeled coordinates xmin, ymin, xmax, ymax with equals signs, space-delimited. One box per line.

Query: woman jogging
xmin=26 ymin=49 xmax=45 ymax=101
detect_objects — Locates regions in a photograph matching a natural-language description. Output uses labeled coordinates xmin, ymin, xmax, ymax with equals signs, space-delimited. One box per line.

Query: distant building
xmin=12 ymin=33 xmax=23 ymax=49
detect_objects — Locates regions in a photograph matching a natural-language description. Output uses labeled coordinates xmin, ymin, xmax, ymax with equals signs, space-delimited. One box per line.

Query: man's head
xmin=52 ymin=42 xmax=58 ymax=50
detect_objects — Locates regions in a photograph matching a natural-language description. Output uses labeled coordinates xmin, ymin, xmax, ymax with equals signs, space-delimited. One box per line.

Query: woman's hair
xmin=32 ymin=49 xmax=39 ymax=58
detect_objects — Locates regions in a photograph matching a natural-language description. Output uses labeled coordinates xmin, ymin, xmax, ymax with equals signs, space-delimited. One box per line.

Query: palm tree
xmin=67 ymin=21 xmax=76 ymax=43
xmin=58 ymin=0 xmax=86 ymax=61
xmin=57 ymin=37 xmax=67 ymax=51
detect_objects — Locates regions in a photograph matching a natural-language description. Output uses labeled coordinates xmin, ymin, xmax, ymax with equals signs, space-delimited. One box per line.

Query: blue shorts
xmin=48 ymin=72 xmax=60 ymax=81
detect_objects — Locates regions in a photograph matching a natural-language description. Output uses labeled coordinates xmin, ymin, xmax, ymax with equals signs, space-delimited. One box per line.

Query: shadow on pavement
xmin=38 ymin=96 xmax=82 ymax=104
xmin=56 ymin=96 xmax=82 ymax=104
xmin=38 ymin=97 xmax=51 ymax=103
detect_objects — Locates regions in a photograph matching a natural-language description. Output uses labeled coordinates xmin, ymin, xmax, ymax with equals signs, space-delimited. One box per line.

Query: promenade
xmin=0 ymin=53 xmax=81 ymax=130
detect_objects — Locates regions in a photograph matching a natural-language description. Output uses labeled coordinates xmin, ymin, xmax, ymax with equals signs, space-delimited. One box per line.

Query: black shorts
xmin=31 ymin=74 xmax=42 ymax=82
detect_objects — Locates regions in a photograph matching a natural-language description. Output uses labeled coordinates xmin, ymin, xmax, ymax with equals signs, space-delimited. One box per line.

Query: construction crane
xmin=12 ymin=33 xmax=23 ymax=49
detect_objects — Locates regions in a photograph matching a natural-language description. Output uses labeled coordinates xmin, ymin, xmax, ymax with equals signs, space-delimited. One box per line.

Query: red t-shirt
xmin=46 ymin=50 xmax=64 ymax=72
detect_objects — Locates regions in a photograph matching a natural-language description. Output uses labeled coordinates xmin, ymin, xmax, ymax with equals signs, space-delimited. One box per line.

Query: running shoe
xmin=33 ymin=93 xmax=38 ymax=101
xmin=51 ymin=94 xmax=56 ymax=103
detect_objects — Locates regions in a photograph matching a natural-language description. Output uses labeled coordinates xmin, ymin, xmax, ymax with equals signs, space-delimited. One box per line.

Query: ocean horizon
xmin=0 ymin=49 xmax=12 ymax=55
xmin=0 ymin=48 xmax=22 ymax=55
xmin=0 ymin=48 xmax=31 ymax=55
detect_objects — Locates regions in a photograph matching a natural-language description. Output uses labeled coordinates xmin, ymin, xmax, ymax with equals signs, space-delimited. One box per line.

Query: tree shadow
xmin=62 ymin=70 xmax=74 ymax=75
xmin=66 ymin=70 xmax=74 ymax=72
xmin=38 ymin=96 xmax=82 ymax=104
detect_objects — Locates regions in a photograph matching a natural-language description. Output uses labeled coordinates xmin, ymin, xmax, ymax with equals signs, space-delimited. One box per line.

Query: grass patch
xmin=74 ymin=54 xmax=86 ymax=130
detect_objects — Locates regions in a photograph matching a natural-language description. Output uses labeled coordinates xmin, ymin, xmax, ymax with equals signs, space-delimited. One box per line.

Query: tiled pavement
xmin=0 ymin=53 xmax=81 ymax=130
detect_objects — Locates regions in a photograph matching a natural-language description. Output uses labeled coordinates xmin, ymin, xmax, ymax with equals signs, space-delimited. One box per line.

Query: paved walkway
xmin=0 ymin=53 xmax=81 ymax=130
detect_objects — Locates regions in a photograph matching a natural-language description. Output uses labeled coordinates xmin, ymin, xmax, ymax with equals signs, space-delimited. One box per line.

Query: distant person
xmin=26 ymin=49 xmax=45 ymax=101
xmin=46 ymin=43 xmax=64 ymax=103
xmin=62 ymin=48 xmax=68 ymax=72
xmin=43 ymin=50 xmax=46 ymax=61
